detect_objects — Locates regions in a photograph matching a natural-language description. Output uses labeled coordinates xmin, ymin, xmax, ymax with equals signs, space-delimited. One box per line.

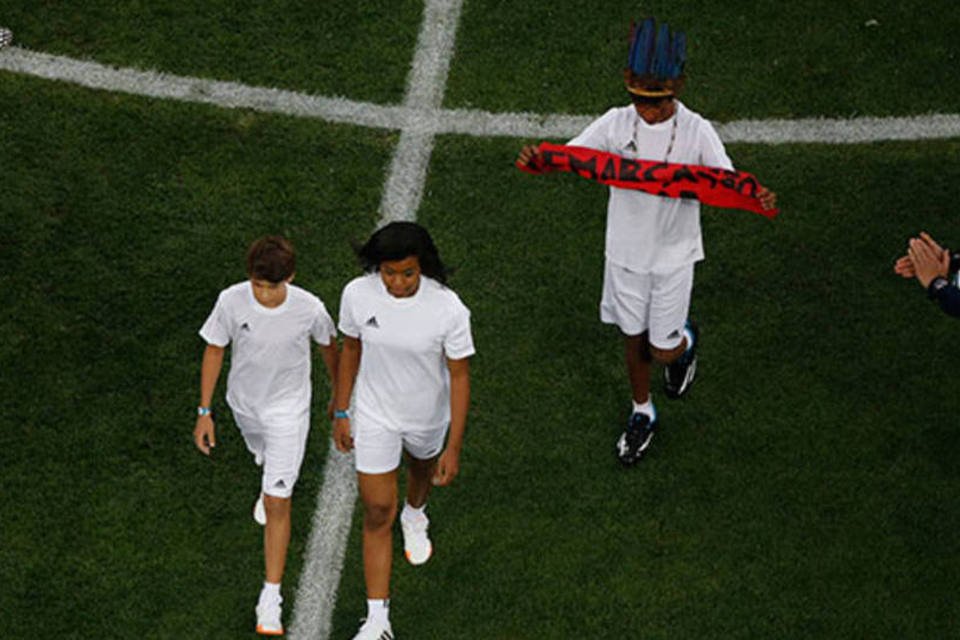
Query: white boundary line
xmin=2 ymin=45 xmax=960 ymax=143
xmin=288 ymin=1 xmax=463 ymax=638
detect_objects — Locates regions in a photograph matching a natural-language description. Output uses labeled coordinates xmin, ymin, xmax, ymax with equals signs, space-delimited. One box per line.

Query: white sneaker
xmin=400 ymin=510 xmax=432 ymax=565
xmin=255 ymin=594 xmax=283 ymax=636
xmin=253 ymin=492 xmax=266 ymax=526
xmin=352 ymin=617 xmax=394 ymax=640
xmin=0 ymin=28 xmax=12 ymax=49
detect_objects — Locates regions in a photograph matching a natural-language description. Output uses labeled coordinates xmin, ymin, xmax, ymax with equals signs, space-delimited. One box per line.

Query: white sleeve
xmin=198 ymin=292 xmax=231 ymax=347
xmin=698 ymin=120 xmax=734 ymax=171
xmin=311 ymin=300 xmax=337 ymax=346
xmin=567 ymin=109 xmax=616 ymax=152
xmin=443 ymin=299 xmax=475 ymax=360
xmin=337 ymin=282 xmax=361 ymax=339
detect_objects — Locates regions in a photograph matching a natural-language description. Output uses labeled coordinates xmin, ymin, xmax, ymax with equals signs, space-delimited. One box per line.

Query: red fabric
xmin=517 ymin=142 xmax=779 ymax=219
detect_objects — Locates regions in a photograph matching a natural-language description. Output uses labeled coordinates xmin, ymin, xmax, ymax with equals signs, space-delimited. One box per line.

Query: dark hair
xmin=356 ymin=221 xmax=449 ymax=284
xmin=246 ymin=235 xmax=296 ymax=283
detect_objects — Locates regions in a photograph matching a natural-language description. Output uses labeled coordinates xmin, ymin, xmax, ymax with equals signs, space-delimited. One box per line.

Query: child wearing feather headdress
xmin=517 ymin=17 xmax=777 ymax=465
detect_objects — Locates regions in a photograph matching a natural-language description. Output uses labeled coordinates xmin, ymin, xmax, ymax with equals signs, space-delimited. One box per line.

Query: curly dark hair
xmin=356 ymin=221 xmax=449 ymax=284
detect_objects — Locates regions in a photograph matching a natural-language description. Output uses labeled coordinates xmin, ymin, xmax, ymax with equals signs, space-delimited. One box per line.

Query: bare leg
xmin=650 ymin=338 xmax=687 ymax=365
xmin=263 ymin=494 xmax=292 ymax=583
xmin=358 ymin=470 xmax=399 ymax=599
xmin=404 ymin=451 xmax=438 ymax=509
xmin=624 ymin=332 xmax=652 ymax=404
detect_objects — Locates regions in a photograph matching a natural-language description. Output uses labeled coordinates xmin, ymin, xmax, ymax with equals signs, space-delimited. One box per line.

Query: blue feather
xmin=670 ymin=31 xmax=687 ymax=78
xmin=652 ymin=23 xmax=670 ymax=78
xmin=632 ymin=17 xmax=655 ymax=74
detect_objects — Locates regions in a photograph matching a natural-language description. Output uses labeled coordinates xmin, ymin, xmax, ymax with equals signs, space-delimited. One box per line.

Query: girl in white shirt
xmin=333 ymin=222 xmax=475 ymax=640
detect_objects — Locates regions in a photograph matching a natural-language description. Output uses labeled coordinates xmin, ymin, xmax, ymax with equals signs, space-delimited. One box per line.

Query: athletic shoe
xmin=253 ymin=492 xmax=266 ymax=526
xmin=664 ymin=319 xmax=699 ymax=399
xmin=400 ymin=509 xmax=432 ymax=565
xmin=255 ymin=594 xmax=283 ymax=636
xmin=352 ymin=617 xmax=394 ymax=640
xmin=0 ymin=28 xmax=12 ymax=49
xmin=615 ymin=411 xmax=657 ymax=466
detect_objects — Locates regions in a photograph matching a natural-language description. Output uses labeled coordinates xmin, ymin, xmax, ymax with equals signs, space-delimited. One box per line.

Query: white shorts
xmin=353 ymin=413 xmax=447 ymax=475
xmin=232 ymin=409 xmax=310 ymax=499
xmin=600 ymin=260 xmax=694 ymax=350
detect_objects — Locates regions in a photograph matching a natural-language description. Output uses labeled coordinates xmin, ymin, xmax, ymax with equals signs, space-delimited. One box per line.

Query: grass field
xmin=2 ymin=1 xmax=959 ymax=638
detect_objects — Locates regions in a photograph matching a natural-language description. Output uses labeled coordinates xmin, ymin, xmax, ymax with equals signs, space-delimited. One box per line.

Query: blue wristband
xmin=334 ymin=409 xmax=350 ymax=420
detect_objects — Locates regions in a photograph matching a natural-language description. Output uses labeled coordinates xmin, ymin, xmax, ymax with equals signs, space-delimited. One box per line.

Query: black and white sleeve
xmin=927 ymin=277 xmax=960 ymax=318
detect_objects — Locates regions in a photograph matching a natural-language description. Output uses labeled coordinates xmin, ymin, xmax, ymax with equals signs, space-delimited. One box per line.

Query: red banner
xmin=517 ymin=142 xmax=779 ymax=218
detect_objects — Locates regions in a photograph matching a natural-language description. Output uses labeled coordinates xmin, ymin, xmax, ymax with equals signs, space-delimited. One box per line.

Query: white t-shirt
xmin=338 ymin=273 xmax=475 ymax=432
xmin=568 ymin=102 xmax=733 ymax=273
xmin=199 ymin=281 xmax=336 ymax=423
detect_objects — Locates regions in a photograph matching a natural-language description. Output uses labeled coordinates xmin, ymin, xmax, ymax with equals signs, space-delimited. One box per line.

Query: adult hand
xmin=333 ymin=417 xmax=353 ymax=452
xmin=896 ymin=231 xmax=946 ymax=279
xmin=757 ymin=186 xmax=777 ymax=211
xmin=516 ymin=144 xmax=541 ymax=167
xmin=893 ymin=254 xmax=915 ymax=278
xmin=193 ymin=415 xmax=216 ymax=455
xmin=431 ymin=447 xmax=460 ymax=486
xmin=907 ymin=234 xmax=950 ymax=288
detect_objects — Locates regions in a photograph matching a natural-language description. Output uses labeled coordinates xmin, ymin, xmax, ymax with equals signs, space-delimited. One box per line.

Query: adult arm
xmin=193 ymin=344 xmax=225 ymax=455
xmin=433 ymin=357 xmax=470 ymax=487
xmin=927 ymin=279 xmax=960 ymax=318
xmin=332 ymin=335 xmax=361 ymax=452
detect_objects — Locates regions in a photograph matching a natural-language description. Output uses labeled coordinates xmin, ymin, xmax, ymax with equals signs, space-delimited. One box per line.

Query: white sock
xmin=683 ymin=324 xmax=695 ymax=351
xmin=366 ymin=598 xmax=390 ymax=623
xmin=632 ymin=398 xmax=655 ymax=418
xmin=260 ymin=581 xmax=281 ymax=605
xmin=402 ymin=501 xmax=426 ymax=521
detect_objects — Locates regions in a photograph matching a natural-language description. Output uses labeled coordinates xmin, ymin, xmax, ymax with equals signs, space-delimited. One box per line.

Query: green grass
xmin=327 ymin=136 xmax=960 ymax=638
xmin=0 ymin=0 xmax=423 ymax=103
xmin=1 ymin=2 xmax=960 ymax=638
xmin=0 ymin=73 xmax=388 ymax=638
xmin=446 ymin=0 xmax=960 ymax=119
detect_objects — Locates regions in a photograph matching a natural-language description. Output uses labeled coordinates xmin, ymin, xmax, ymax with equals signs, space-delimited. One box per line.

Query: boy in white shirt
xmin=193 ymin=235 xmax=338 ymax=636
xmin=517 ymin=18 xmax=776 ymax=465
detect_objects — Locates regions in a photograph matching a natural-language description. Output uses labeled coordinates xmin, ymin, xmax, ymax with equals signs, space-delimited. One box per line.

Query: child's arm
xmin=331 ymin=336 xmax=361 ymax=452
xmin=318 ymin=341 xmax=339 ymax=421
xmin=193 ymin=344 xmax=225 ymax=455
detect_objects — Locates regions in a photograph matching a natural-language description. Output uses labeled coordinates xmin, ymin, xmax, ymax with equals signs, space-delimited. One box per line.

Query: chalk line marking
xmin=288 ymin=1 xmax=463 ymax=639
xmin=2 ymin=46 xmax=959 ymax=143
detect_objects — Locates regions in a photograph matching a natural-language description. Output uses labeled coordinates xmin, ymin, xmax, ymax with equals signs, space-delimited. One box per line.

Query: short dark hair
xmin=356 ymin=221 xmax=449 ymax=284
xmin=246 ymin=235 xmax=296 ymax=283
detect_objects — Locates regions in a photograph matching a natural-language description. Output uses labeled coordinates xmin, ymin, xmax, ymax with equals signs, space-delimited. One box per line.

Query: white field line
xmin=379 ymin=0 xmax=463 ymax=222
xmin=2 ymin=45 xmax=960 ymax=143
xmin=288 ymin=2 xmax=463 ymax=639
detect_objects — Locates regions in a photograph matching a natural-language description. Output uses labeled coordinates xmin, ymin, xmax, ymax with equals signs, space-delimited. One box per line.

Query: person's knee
xmin=624 ymin=332 xmax=652 ymax=363
xmin=263 ymin=493 xmax=292 ymax=519
xmin=363 ymin=500 xmax=397 ymax=531
xmin=650 ymin=339 xmax=685 ymax=364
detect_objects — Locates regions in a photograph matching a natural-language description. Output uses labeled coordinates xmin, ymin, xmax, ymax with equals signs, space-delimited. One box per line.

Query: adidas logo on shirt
xmin=365 ymin=316 xmax=379 ymax=328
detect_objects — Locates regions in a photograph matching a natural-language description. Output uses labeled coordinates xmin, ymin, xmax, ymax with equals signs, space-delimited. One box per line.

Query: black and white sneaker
xmin=664 ymin=319 xmax=699 ymax=399
xmin=0 ymin=28 xmax=12 ymax=49
xmin=615 ymin=410 xmax=658 ymax=465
